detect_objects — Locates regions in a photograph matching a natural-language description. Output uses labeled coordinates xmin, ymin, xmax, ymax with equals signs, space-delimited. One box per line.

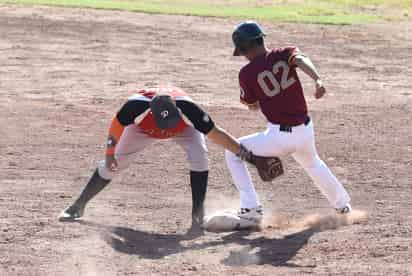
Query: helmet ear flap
xmin=233 ymin=31 xmax=248 ymax=56
xmin=233 ymin=47 xmax=241 ymax=56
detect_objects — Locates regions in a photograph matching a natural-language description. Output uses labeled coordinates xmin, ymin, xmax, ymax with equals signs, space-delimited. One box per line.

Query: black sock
xmin=73 ymin=169 xmax=111 ymax=208
xmin=190 ymin=170 xmax=208 ymax=221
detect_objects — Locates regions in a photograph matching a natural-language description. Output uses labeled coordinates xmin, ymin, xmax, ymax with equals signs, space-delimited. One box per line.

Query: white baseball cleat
xmin=336 ymin=203 xmax=352 ymax=214
xmin=238 ymin=206 xmax=263 ymax=224
xmin=202 ymin=206 xmax=263 ymax=232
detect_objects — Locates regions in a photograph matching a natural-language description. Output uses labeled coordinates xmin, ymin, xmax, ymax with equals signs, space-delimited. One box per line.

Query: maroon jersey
xmin=239 ymin=47 xmax=308 ymax=126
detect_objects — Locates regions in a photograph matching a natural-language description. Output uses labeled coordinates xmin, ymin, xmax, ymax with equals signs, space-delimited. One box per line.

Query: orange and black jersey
xmin=116 ymin=97 xmax=215 ymax=135
xmin=106 ymin=91 xmax=215 ymax=155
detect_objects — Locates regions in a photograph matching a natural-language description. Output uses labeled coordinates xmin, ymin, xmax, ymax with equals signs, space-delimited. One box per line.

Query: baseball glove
xmin=238 ymin=144 xmax=284 ymax=181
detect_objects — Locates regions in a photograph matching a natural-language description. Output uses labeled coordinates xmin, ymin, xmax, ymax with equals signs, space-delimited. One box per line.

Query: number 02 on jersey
xmin=257 ymin=61 xmax=296 ymax=97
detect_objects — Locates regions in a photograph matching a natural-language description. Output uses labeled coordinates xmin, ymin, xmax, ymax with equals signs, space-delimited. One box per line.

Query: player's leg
xmin=225 ymin=137 xmax=260 ymax=210
xmin=59 ymin=125 xmax=153 ymax=221
xmin=225 ymin=127 xmax=292 ymax=210
xmin=200 ymin=127 xmax=294 ymax=231
xmin=291 ymin=122 xmax=351 ymax=212
xmin=174 ymin=127 xmax=209 ymax=226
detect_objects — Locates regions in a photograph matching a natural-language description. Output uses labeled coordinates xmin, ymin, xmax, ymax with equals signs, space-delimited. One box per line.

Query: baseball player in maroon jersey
xmin=225 ymin=21 xmax=352 ymax=227
xmin=59 ymin=86 xmax=261 ymax=230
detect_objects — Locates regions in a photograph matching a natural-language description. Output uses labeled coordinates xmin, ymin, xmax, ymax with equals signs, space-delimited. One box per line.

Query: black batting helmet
xmin=232 ymin=21 xmax=266 ymax=56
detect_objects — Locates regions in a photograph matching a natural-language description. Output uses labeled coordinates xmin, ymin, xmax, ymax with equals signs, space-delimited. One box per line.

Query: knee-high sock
xmin=73 ymin=169 xmax=111 ymax=208
xmin=190 ymin=170 xmax=208 ymax=222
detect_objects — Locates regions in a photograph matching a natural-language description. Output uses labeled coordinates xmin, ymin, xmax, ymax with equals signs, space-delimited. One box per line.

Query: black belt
xmin=279 ymin=117 xmax=311 ymax=132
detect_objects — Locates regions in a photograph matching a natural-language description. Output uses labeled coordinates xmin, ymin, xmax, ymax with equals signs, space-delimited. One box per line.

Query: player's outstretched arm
xmin=177 ymin=100 xmax=243 ymax=155
xmin=292 ymin=55 xmax=326 ymax=99
xmin=178 ymin=100 xmax=283 ymax=180
xmin=206 ymin=126 xmax=241 ymax=155
xmin=207 ymin=126 xmax=284 ymax=181
xmin=105 ymin=99 xmax=150 ymax=171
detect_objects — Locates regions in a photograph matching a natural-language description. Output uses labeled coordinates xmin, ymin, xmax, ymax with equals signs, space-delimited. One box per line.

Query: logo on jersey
xmin=107 ymin=136 xmax=116 ymax=147
xmin=160 ymin=110 xmax=169 ymax=118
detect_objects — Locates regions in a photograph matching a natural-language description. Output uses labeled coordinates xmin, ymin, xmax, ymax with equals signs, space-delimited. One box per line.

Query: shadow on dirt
xmin=219 ymin=228 xmax=316 ymax=267
xmin=220 ymin=210 xmax=367 ymax=266
xmin=74 ymin=220 xmax=319 ymax=266
xmin=74 ymin=220 xmax=204 ymax=259
xmin=106 ymin=225 xmax=205 ymax=259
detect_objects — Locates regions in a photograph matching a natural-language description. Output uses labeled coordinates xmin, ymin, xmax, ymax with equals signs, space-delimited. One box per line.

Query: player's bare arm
xmin=177 ymin=100 xmax=243 ymax=155
xmin=206 ymin=126 xmax=242 ymax=155
xmin=105 ymin=117 xmax=123 ymax=171
xmin=292 ymin=54 xmax=326 ymax=99
xmin=179 ymin=101 xmax=280 ymax=182
xmin=104 ymin=100 xmax=149 ymax=171
xmin=105 ymin=154 xmax=118 ymax=172
xmin=105 ymin=116 xmax=124 ymax=172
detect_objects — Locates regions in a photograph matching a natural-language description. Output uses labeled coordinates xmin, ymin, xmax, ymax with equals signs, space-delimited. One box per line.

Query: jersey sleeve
xmin=285 ymin=46 xmax=304 ymax=66
xmin=106 ymin=99 xmax=150 ymax=155
xmin=116 ymin=99 xmax=150 ymax=125
xmin=239 ymin=70 xmax=258 ymax=105
xmin=176 ymin=100 xmax=215 ymax=134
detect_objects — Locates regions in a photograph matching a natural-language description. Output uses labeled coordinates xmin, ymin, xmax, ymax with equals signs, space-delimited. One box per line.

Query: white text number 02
xmin=257 ymin=61 xmax=296 ymax=97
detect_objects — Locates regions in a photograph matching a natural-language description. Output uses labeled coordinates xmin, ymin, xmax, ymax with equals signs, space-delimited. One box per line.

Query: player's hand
xmin=105 ymin=154 xmax=118 ymax=172
xmin=314 ymin=79 xmax=326 ymax=99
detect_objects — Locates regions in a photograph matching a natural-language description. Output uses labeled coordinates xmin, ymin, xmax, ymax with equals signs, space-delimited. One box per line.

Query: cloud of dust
xmin=205 ymin=195 xmax=368 ymax=233
xmin=224 ymin=208 xmax=368 ymax=266
xmin=263 ymin=209 xmax=368 ymax=232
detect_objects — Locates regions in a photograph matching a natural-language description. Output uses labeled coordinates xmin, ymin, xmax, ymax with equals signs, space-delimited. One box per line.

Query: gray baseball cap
xmin=150 ymin=94 xmax=181 ymax=129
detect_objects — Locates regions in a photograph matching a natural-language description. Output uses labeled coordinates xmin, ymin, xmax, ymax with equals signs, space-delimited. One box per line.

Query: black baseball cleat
xmin=58 ymin=204 xmax=85 ymax=221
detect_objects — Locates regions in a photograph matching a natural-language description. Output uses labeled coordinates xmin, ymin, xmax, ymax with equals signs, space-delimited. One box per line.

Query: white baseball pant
xmin=98 ymin=125 xmax=208 ymax=180
xmin=225 ymin=119 xmax=351 ymax=209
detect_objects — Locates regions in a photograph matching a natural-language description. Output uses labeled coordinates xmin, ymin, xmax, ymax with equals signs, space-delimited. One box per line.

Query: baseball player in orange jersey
xmin=225 ymin=21 xmax=352 ymax=227
xmin=59 ymin=86 xmax=267 ymax=230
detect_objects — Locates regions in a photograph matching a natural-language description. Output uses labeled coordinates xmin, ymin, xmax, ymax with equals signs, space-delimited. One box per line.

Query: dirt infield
xmin=1 ymin=5 xmax=411 ymax=276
